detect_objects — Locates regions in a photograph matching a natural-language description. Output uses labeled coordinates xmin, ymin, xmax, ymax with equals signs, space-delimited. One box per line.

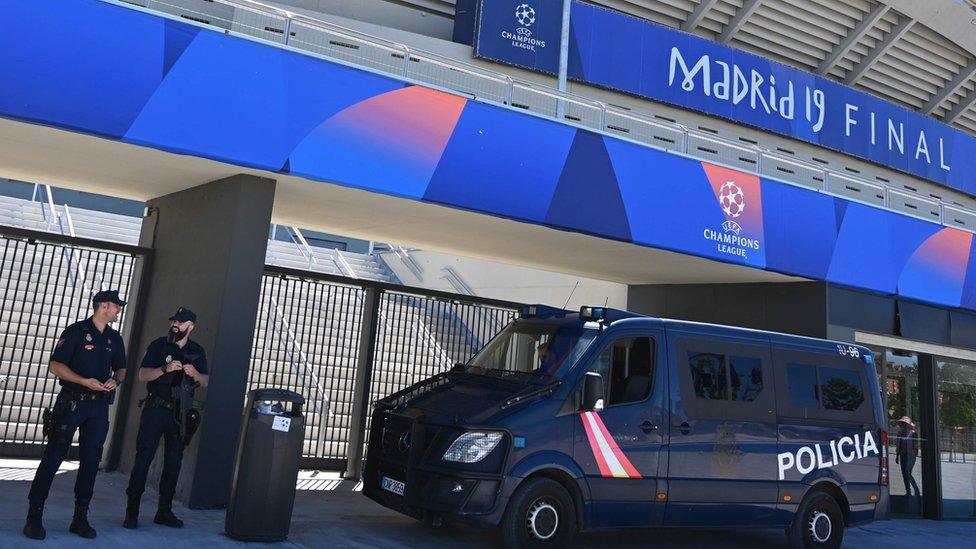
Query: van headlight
xmin=442 ymin=431 xmax=504 ymax=463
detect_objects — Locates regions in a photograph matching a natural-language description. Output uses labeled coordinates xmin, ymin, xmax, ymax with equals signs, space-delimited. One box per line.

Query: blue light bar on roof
xmin=579 ymin=306 xmax=607 ymax=321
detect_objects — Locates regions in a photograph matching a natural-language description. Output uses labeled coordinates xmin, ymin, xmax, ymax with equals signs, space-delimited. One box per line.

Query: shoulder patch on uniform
xmin=56 ymin=337 xmax=65 ymax=348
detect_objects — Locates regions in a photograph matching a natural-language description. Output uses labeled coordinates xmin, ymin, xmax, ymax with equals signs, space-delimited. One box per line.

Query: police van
xmin=363 ymin=305 xmax=886 ymax=548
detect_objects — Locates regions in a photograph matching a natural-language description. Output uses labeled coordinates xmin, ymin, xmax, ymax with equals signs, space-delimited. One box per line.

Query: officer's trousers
xmin=28 ymin=394 xmax=109 ymax=503
xmin=126 ymin=403 xmax=184 ymax=500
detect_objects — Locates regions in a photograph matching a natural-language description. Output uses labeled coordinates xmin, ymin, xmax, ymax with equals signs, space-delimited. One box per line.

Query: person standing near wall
xmin=24 ymin=290 xmax=128 ymax=540
xmin=123 ymin=307 xmax=208 ymax=529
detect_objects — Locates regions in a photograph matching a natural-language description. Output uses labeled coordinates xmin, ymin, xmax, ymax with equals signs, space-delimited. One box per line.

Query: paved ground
xmin=0 ymin=462 xmax=973 ymax=548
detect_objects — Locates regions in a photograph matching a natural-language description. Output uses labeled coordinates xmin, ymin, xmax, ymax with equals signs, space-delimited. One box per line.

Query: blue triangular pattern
xmin=568 ymin=23 xmax=585 ymax=81
xmin=163 ymin=20 xmax=199 ymax=80
xmin=280 ymin=158 xmax=291 ymax=174
xmin=959 ymin=239 xmax=976 ymax=310
xmin=545 ymin=132 xmax=631 ymax=241
xmin=834 ymin=200 xmax=848 ymax=233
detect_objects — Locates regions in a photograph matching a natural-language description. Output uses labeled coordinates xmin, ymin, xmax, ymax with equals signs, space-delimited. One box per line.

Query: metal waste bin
xmin=226 ymin=388 xmax=305 ymax=541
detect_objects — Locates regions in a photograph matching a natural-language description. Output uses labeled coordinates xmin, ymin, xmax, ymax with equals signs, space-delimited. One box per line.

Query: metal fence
xmin=115 ymin=0 xmax=976 ymax=232
xmin=249 ymin=265 xmax=519 ymax=470
xmin=0 ymin=227 xmax=146 ymax=457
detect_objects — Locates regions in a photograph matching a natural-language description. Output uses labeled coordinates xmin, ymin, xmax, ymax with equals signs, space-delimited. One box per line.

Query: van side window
xmin=729 ymin=356 xmax=763 ymax=402
xmin=819 ymin=367 xmax=864 ymax=411
xmin=590 ymin=337 xmax=654 ymax=407
xmin=688 ymin=352 xmax=726 ymax=400
xmin=786 ymin=363 xmax=865 ymax=412
xmin=787 ymin=363 xmax=820 ymax=409
xmin=688 ymin=352 xmax=764 ymax=402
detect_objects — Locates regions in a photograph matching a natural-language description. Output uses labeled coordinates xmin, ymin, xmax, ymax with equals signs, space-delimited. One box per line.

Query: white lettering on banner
xmin=778 ymin=431 xmax=879 ymax=480
xmin=668 ymin=47 xmax=952 ymax=174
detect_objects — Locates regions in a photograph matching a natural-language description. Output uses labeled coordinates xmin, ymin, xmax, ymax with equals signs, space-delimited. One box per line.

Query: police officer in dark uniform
xmin=24 ymin=290 xmax=127 ymax=540
xmin=123 ymin=307 xmax=208 ymax=529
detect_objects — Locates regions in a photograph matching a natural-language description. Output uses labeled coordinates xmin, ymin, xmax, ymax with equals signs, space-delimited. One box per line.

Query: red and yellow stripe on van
xmin=580 ymin=411 xmax=642 ymax=479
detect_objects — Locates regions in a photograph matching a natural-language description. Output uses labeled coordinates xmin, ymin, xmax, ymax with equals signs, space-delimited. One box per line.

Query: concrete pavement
xmin=0 ymin=462 xmax=973 ymax=548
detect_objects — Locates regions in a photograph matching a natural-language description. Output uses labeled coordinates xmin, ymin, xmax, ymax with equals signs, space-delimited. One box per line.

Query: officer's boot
xmin=122 ymin=495 xmax=140 ymax=529
xmin=68 ymin=499 xmax=97 ymax=539
xmin=154 ymin=495 xmax=184 ymax=528
xmin=23 ymin=500 xmax=46 ymax=540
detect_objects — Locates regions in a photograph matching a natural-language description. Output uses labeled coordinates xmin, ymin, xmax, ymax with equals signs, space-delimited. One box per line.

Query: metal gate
xmin=0 ymin=227 xmax=148 ymax=458
xmin=249 ymin=265 xmax=519 ymax=470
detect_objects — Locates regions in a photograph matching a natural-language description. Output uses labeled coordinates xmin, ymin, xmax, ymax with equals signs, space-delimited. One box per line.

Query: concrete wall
xmin=628 ymin=282 xmax=829 ymax=338
xmin=380 ymin=248 xmax=628 ymax=310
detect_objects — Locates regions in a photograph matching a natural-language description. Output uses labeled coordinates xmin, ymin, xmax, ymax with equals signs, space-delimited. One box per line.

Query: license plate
xmin=381 ymin=476 xmax=405 ymax=496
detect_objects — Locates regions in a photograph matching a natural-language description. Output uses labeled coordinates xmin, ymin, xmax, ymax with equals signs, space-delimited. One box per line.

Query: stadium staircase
xmin=0 ymin=193 xmax=498 ymax=461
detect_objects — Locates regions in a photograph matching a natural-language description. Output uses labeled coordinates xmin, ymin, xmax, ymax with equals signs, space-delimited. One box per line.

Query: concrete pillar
xmin=114 ymin=174 xmax=275 ymax=509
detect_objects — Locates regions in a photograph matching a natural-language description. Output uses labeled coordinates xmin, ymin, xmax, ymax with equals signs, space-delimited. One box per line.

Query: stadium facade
xmin=1 ymin=0 xmax=975 ymax=521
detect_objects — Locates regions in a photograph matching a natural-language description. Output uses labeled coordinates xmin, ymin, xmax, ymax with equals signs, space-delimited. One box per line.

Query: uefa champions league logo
xmin=702 ymin=177 xmax=759 ymax=259
xmin=515 ymin=4 xmax=536 ymax=28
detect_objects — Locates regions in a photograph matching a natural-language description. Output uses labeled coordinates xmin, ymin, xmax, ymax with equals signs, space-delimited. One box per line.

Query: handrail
xmin=288 ymin=226 xmax=317 ymax=267
xmin=442 ymin=266 xmax=475 ymax=296
xmin=267 ymin=295 xmax=333 ymax=417
xmin=62 ymin=204 xmax=93 ymax=294
xmin=334 ymin=248 xmax=358 ymax=280
xmin=120 ymin=0 xmax=976 ymax=233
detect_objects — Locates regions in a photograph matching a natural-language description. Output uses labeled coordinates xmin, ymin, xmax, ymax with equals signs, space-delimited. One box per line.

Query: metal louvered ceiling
xmin=587 ymin=0 xmax=976 ymax=134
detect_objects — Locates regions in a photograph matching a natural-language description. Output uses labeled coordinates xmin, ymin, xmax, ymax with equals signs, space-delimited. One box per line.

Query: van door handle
xmin=640 ymin=421 xmax=658 ymax=433
xmin=678 ymin=422 xmax=692 ymax=435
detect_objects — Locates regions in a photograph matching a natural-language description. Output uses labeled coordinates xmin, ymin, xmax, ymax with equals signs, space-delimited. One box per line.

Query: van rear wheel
xmin=787 ymin=491 xmax=844 ymax=549
xmin=500 ymin=477 xmax=577 ymax=548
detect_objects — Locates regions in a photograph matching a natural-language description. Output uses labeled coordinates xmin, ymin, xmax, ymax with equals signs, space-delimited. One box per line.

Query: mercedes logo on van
xmin=397 ymin=432 xmax=411 ymax=453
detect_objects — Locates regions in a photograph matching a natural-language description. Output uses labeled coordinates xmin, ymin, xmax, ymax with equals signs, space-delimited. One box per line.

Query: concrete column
xmin=114 ymin=174 xmax=275 ymax=509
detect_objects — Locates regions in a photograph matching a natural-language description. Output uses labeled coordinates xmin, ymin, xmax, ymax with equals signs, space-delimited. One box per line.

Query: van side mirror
xmin=582 ymin=372 xmax=605 ymax=412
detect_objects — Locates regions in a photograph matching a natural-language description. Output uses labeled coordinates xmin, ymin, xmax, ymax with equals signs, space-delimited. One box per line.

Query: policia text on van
xmin=363 ymin=306 xmax=887 ymax=548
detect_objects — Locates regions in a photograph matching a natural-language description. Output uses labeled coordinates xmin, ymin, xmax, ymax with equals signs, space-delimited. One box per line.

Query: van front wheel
xmin=500 ymin=477 xmax=577 ymax=548
xmin=787 ymin=491 xmax=844 ymax=549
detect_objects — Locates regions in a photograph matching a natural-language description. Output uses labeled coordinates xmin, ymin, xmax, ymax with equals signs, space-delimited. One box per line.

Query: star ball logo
xmin=501 ymin=2 xmax=547 ymax=51
xmin=718 ymin=181 xmax=745 ymax=235
xmin=515 ymin=4 xmax=536 ymax=28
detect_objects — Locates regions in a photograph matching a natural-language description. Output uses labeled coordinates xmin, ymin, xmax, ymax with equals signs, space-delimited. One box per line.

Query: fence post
xmin=344 ymin=286 xmax=382 ymax=479
xmin=283 ymin=16 xmax=293 ymax=46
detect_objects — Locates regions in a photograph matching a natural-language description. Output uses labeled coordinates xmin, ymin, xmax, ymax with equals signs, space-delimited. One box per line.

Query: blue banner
xmin=5 ymin=0 xmax=976 ymax=313
xmin=473 ymin=1 xmax=976 ymax=196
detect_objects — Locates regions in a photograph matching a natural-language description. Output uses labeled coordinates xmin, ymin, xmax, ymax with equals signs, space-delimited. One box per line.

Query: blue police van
xmin=363 ymin=305 xmax=887 ymax=548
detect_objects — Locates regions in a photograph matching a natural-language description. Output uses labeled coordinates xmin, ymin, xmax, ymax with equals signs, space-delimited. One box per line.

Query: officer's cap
xmin=169 ymin=307 xmax=197 ymax=323
xmin=92 ymin=289 xmax=126 ymax=307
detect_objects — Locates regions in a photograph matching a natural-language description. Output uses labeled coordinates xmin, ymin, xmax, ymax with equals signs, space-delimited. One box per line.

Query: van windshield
xmin=463 ymin=318 xmax=598 ymax=384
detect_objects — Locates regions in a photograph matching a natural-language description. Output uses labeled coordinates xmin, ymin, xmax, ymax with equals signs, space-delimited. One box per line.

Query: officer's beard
xmin=168 ymin=326 xmax=189 ymax=344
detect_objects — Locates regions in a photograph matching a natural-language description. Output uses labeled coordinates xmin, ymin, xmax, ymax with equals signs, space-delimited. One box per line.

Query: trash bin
xmin=226 ymin=388 xmax=305 ymax=541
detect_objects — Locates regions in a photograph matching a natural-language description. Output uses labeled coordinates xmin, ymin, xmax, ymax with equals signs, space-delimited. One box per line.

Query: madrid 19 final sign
xmin=473 ymin=1 xmax=976 ymax=197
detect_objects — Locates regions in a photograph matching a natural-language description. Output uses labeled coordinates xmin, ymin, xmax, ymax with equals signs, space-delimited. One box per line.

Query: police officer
xmin=124 ymin=307 xmax=208 ymax=529
xmin=24 ymin=290 xmax=127 ymax=540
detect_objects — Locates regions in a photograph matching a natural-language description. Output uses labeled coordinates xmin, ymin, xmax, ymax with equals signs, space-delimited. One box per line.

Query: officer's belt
xmin=61 ymin=388 xmax=110 ymax=401
xmin=145 ymin=394 xmax=177 ymax=410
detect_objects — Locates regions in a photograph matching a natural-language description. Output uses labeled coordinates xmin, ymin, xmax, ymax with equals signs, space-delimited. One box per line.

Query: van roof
xmin=529 ymin=305 xmax=871 ymax=355
xmin=607 ymin=315 xmax=871 ymax=355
